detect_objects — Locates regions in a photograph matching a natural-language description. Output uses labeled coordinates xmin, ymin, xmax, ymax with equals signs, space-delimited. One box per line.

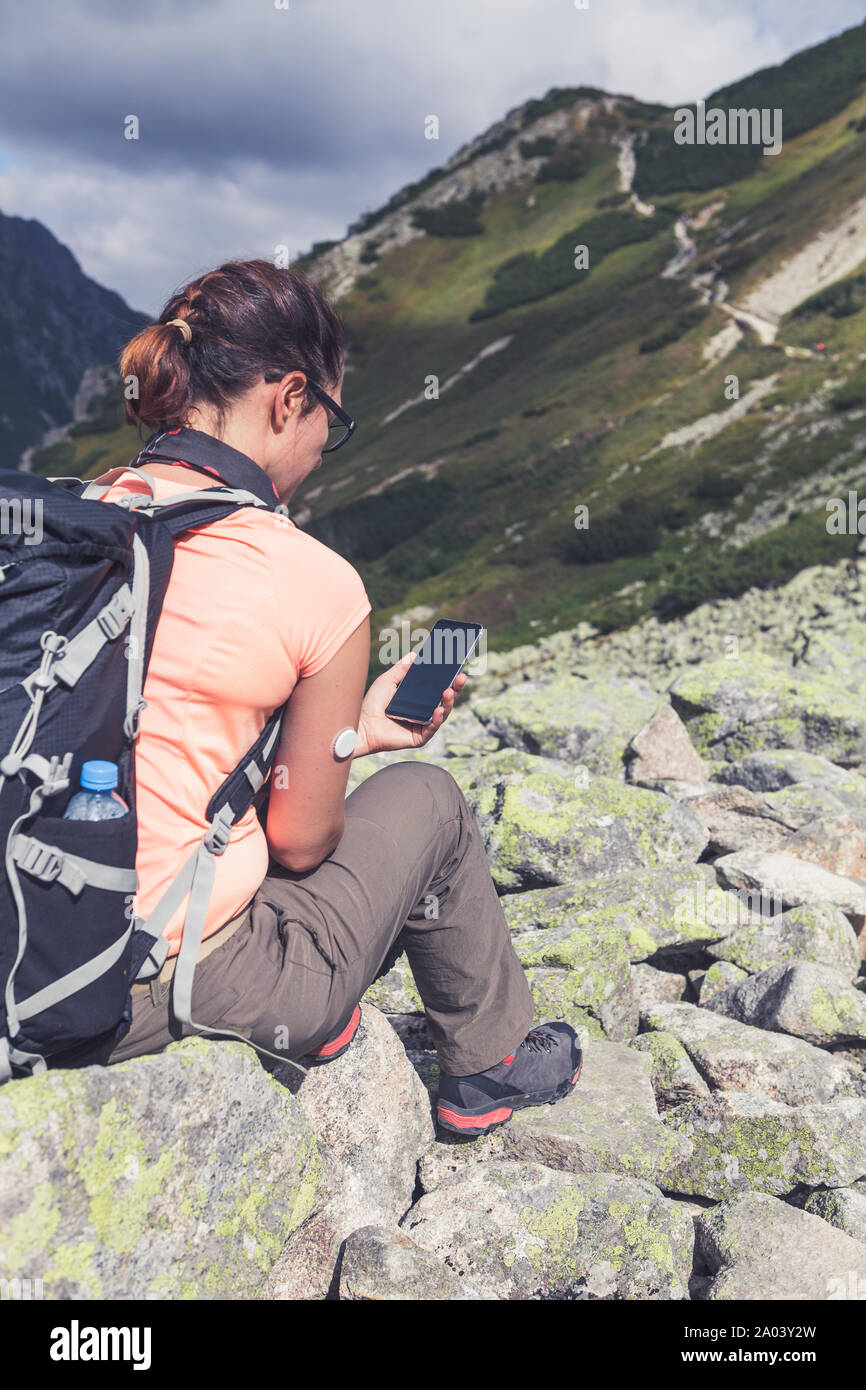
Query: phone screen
xmin=385 ymin=619 xmax=484 ymax=725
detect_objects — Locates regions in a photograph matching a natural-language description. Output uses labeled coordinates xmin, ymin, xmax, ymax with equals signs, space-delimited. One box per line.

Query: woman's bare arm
xmin=265 ymin=615 xmax=370 ymax=872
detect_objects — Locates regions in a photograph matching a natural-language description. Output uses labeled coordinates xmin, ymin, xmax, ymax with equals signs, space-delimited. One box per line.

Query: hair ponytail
xmin=119 ymin=260 xmax=346 ymax=434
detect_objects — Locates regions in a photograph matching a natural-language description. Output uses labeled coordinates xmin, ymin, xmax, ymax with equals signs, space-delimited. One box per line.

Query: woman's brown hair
xmin=119 ymin=259 xmax=346 ymax=434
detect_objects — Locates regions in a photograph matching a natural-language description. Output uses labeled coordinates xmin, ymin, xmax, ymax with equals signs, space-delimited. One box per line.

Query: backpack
xmin=0 ymin=428 xmax=308 ymax=1082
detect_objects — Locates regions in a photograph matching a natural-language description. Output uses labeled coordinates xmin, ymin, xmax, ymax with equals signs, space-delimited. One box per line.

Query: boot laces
xmin=520 ymin=1027 xmax=557 ymax=1054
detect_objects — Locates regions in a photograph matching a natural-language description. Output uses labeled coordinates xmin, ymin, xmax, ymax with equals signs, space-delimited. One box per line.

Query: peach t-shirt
xmin=97 ymin=465 xmax=371 ymax=957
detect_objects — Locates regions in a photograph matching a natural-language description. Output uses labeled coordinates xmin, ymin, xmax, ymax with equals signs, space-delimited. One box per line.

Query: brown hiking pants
xmin=105 ymin=761 xmax=535 ymax=1076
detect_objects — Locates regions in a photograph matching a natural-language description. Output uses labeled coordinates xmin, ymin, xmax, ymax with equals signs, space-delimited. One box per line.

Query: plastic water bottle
xmin=62 ymin=760 xmax=129 ymax=820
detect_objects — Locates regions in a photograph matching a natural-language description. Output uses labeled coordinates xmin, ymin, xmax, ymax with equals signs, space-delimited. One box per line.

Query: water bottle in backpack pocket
xmin=63 ymin=760 xmax=130 ymax=821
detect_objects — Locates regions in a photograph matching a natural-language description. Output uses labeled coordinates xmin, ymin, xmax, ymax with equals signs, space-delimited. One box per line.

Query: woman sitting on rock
xmin=98 ymin=258 xmax=581 ymax=1134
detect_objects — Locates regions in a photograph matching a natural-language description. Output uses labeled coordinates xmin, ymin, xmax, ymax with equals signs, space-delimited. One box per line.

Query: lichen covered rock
xmin=0 ymin=1039 xmax=325 ymax=1300
xmin=402 ymin=1161 xmax=693 ymax=1299
xmin=697 ymin=1192 xmax=866 ymax=1299
xmin=662 ymin=1091 xmax=866 ymax=1199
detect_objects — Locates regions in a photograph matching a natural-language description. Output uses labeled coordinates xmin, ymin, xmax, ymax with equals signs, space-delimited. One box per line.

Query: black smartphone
xmin=385 ymin=619 xmax=484 ymax=725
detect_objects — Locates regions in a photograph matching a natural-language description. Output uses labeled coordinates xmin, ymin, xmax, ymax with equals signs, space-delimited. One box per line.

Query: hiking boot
xmin=300 ymin=1004 xmax=362 ymax=1066
xmin=436 ymin=1021 xmax=582 ymax=1135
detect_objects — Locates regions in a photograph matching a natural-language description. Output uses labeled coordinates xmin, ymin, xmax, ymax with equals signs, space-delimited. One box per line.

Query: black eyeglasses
xmin=263 ymin=371 xmax=357 ymax=453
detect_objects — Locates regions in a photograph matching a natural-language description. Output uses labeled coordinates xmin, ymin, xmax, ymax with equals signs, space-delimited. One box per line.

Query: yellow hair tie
xmin=166 ymin=318 xmax=192 ymax=344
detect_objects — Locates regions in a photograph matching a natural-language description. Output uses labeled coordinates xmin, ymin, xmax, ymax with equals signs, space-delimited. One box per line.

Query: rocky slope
xmin=0 ymin=209 xmax=148 ymax=471
xmin=3 ymin=552 xmax=866 ymax=1300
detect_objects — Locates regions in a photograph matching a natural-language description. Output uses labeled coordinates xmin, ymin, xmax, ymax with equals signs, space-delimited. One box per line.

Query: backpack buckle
xmin=19 ymin=839 xmax=63 ymax=883
xmin=97 ymin=589 xmax=134 ymax=641
xmin=204 ymin=806 xmax=235 ymax=856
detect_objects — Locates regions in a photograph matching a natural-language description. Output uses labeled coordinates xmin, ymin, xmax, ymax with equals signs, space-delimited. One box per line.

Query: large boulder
xmin=803 ymin=1182 xmax=866 ymax=1243
xmin=708 ymin=903 xmax=861 ymax=980
xmin=339 ymin=1225 xmax=489 ymax=1300
xmin=640 ymin=1001 xmax=866 ymax=1105
xmin=625 ymin=702 xmax=708 ymax=784
xmin=669 ymin=654 xmax=866 ymax=766
xmin=417 ymin=1040 xmax=692 ymax=1193
xmin=662 ymin=1092 xmax=866 ymax=1200
xmin=470 ymin=672 xmax=660 ymax=778
xmin=453 ymin=751 xmax=709 ymax=892
xmin=402 ymin=1161 xmax=694 ymax=1299
xmin=714 ymin=749 xmax=865 ymax=795
xmin=706 ymin=961 xmax=866 ymax=1046
xmin=713 ymin=850 xmax=866 ymax=933
xmin=502 ymin=865 xmax=737 ymax=959
xmin=665 ymin=783 xmax=791 ymax=857
xmin=511 ymin=921 xmax=638 ymax=1040
xmin=261 ymin=1006 xmax=435 ymax=1300
xmin=696 ymin=1192 xmax=866 ymax=1299
xmin=0 ymin=1039 xmax=325 ymax=1300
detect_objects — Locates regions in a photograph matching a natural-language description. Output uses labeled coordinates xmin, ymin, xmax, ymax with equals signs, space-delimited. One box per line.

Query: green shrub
xmin=596 ymin=191 xmax=630 ymax=208
xmin=463 ymin=427 xmax=501 ymax=446
xmin=536 ymin=155 xmax=584 ymax=182
xmin=829 ymin=374 xmax=866 ymax=411
xmin=639 ymin=305 xmax=709 ymax=352
xmin=566 ymin=504 xmax=660 ymax=564
xmin=792 ymin=272 xmax=866 ymax=320
xmin=692 ymin=472 xmax=742 ymax=501
xmin=305 ymin=477 xmax=456 ymax=562
xmin=519 ymin=136 xmax=557 ymax=158
xmin=411 ymin=195 xmax=485 ymax=238
xmin=475 ymin=208 xmax=670 ymax=318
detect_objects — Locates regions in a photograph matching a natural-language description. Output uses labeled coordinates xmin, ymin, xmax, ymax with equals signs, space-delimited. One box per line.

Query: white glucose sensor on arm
xmin=332 ymin=727 xmax=357 ymax=759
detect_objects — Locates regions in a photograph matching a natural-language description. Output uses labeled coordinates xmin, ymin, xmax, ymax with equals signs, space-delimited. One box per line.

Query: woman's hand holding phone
xmin=355 ymin=652 xmax=467 ymax=758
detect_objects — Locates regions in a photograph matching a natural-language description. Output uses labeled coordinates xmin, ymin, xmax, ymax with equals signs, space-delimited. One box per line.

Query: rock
xmin=786 ymin=814 xmax=866 ymax=880
xmin=455 ymin=750 xmax=709 ymax=892
xmin=520 ymin=965 xmax=634 ymax=1042
xmin=629 ymin=1032 xmax=711 ymax=1110
xmin=706 ymin=961 xmax=866 ymax=1046
xmin=671 ymin=784 xmax=792 ymax=856
xmin=262 ymin=1006 xmax=435 ymax=1300
xmin=339 ymin=1225 xmax=489 ymax=1300
xmin=470 ymin=672 xmax=660 ymax=778
xmin=625 ymin=702 xmax=708 ymax=784
xmin=763 ymin=777 xmax=866 ymax=829
xmin=362 ymin=954 xmax=423 ymax=1014
xmin=803 ymin=1182 xmax=866 ymax=1243
xmin=402 ymin=1161 xmax=693 ymax=1299
xmin=696 ymin=1192 xmax=866 ymax=1299
xmin=640 ymin=1001 xmax=866 ymax=1105
xmin=503 ymin=865 xmax=738 ymax=959
xmin=512 ymin=921 xmax=638 ymax=1040
xmin=669 ymin=653 xmax=866 ymax=766
xmin=714 ymin=850 xmax=866 ymax=933
xmin=497 ymin=1040 xmax=694 ymax=1183
xmin=632 ymin=963 xmax=689 ymax=1008
xmin=0 ymin=1039 xmax=325 ymax=1300
xmin=662 ymin=1091 xmax=866 ymax=1199
xmin=418 ymin=1040 xmax=692 ymax=1192
xmin=714 ymin=750 xmax=862 ymax=794
xmin=697 ymin=961 xmax=749 ymax=1004
xmin=708 ymin=903 xmax=861 ymax=980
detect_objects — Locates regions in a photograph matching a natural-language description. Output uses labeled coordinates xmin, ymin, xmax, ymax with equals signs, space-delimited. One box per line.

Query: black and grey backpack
xmin=0 ymin=427 xmax=306 ymax=1082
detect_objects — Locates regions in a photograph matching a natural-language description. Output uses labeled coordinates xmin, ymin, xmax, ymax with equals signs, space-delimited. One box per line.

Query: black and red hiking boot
xmin=436 ymin=1022 xmax=582 ymax=1135
xmin=300 ymin=1004 xmax=362 ymax=1066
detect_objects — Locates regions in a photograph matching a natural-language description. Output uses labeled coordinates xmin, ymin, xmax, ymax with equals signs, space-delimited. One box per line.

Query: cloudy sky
xmin=0 ymin=0 xmax=861 ymax=316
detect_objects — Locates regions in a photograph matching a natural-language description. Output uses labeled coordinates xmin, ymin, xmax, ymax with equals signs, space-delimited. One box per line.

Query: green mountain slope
xmin=30 ymin=20 xmax=866 ymax=662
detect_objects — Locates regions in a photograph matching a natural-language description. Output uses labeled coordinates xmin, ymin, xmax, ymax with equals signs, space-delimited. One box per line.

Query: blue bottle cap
xmin=80 ymin=760 xmax=119 ymax=792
